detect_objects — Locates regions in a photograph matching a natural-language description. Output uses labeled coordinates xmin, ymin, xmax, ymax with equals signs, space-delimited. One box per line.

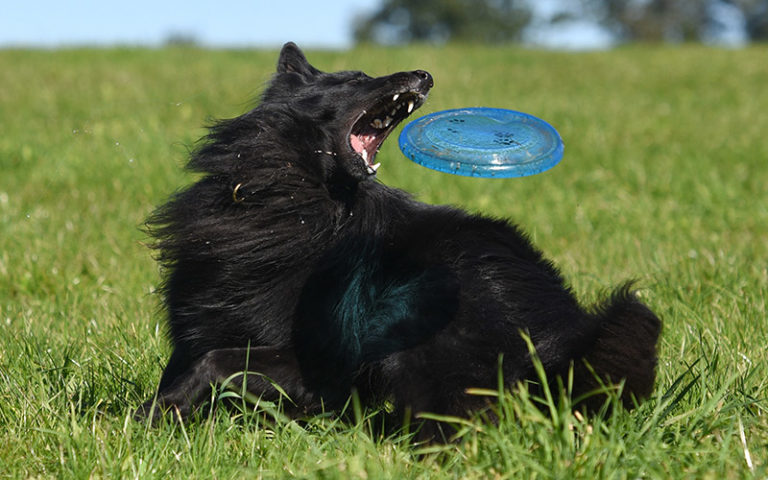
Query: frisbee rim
xmin=398 ymin=107 xmax=564 ymax=178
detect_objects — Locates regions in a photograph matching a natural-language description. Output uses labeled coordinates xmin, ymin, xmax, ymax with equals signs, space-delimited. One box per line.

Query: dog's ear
xmin=277 ymin=42 xmax=322 ymax=78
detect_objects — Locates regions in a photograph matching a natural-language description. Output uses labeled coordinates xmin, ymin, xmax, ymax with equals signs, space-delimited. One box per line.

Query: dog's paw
xmin=134 ymin=398 xmax=187 ymax=424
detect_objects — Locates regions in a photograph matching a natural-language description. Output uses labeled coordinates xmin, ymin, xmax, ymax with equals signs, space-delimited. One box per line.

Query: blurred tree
xmin=729 ymin=0 xmax=768 ymax=40
xmin=353 ymin=0 xmax=533 ymax=45
xmin=577 ymin=0 xmax=767 ymax=43
xmin=163 ymin=32 xmax=200 ymax=47
xmin=579 ymin=0 xmax=711 ymax=42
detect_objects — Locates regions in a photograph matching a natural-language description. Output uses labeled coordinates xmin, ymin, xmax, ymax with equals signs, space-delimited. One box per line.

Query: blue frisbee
xmin=398 ymin=107 xmax=564 ymax=178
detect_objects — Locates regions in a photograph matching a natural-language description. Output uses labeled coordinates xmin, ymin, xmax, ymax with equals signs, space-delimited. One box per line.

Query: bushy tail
xmin=572 ymin=284 xmax=662 ymax=410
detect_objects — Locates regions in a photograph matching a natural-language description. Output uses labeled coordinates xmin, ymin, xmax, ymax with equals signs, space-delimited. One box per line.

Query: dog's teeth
xmin=361 ymin=150 xmax=368 ymax=162
xmin=371 ymin=118 xmax=382 ymax=129
xmin=371 ymin=162 xmax=381 ymax=172
xmin=407 ymin=101 xmax=414 ymax=113
xmin=384 ymin=116 xmax=392 ymax=127
xmin=391 ymin=108 xmax=397 ymax=116
xmin=392 ymin=94 xmax=399 ymax=101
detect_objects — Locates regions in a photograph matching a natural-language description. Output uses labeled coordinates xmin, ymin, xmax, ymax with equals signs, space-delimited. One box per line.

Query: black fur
xmin=138 ymin=43 xmax=661 ymax=440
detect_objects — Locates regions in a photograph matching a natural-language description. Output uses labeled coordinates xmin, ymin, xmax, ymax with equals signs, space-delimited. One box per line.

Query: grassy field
xmin=1 ymin=44 xmax=766 ymax=478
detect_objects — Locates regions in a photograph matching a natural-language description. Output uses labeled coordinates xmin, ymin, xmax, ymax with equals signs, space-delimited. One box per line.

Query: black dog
xmin=139 ymin=43 xmax=660 ymax=439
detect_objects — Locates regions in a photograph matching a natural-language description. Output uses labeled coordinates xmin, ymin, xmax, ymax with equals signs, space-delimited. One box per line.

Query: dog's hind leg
xmin=136 ymin=346 xmax=311 ymax=422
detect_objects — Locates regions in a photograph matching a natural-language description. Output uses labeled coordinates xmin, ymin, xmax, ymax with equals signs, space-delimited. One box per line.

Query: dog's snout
xmin=412 ymin=70 xmax=433 ymax=88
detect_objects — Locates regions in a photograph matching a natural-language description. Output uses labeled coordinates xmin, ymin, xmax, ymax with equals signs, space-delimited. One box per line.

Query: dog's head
xmin=262 ymin=42 xmax=433 ymax=181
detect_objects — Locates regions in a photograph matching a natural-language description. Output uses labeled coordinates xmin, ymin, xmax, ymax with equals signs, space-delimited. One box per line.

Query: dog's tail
xmin=571 ymin=284 xmax=662 ymax=410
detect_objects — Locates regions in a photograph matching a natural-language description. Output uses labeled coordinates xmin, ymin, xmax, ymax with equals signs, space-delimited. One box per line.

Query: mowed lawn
xmin=0 ymin=45 xmax=766 ymax=478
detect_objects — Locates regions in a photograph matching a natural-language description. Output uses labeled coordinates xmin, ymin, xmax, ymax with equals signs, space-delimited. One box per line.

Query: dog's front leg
xmin=136 ymin=346 xmax=311 ymax=422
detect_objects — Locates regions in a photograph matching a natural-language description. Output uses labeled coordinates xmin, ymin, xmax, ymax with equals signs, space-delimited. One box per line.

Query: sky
xmin=0 ymin=0 xmax=381 ymax=49
xmin=0 ymin=0 xmax=618 ymax=50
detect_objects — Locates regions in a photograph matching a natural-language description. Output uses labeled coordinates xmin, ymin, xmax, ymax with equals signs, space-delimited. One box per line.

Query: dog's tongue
xmin=350 ymin=134 xmax=365 ymax=153
xmin=350 ymin=133 xmax=378 ymax=164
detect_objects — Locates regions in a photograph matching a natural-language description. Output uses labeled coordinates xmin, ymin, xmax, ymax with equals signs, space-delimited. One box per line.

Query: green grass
xmin=1 ymin=44 xmax=766 ymax=478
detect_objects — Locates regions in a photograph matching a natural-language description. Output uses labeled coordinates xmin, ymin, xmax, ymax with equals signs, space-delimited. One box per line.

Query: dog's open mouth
xmin=349 ymin=91 xmax=425 ymax=175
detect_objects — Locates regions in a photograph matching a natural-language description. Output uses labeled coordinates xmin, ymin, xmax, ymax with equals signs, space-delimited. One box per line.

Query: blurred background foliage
xmin=353 ymin=0 xmax=768 ymax=46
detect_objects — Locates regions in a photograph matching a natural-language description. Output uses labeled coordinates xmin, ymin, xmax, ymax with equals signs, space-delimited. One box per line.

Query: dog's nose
xmin=412 ymin=70 xmax=433 ymax=88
